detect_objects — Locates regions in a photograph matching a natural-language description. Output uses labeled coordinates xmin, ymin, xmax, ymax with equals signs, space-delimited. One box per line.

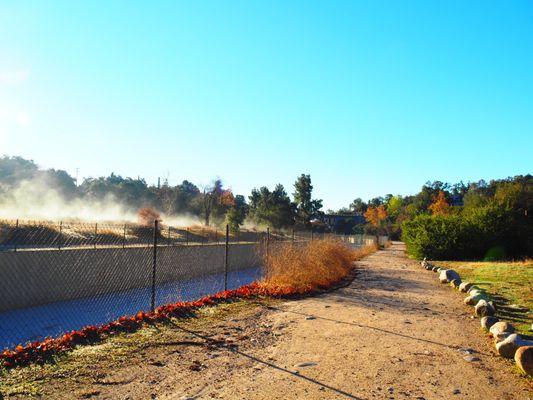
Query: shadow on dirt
xmin=168 ymin=320 xmax=364 ymax=400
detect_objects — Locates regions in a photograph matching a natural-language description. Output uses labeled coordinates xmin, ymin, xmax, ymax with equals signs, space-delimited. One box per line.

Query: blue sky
xmin=1 ymin=1 xmax=531 ymax=210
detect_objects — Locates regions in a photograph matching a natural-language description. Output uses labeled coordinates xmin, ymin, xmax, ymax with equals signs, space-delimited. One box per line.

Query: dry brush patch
xmin=261 ymin=239 xmax=377 ymax=293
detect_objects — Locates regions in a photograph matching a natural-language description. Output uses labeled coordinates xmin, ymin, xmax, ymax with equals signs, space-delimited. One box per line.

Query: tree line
xmin=0 ymin=156 xmax=323 ymax=231
xmin=2 ymin=156 xmax=530 ymax=259
xmin=332 ymin=176 xmax=532 ymax=259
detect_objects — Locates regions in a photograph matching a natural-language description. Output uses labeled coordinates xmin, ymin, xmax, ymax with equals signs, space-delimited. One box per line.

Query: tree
xmin=349 ymin=198 xmax=367 ymax=213
xmin=428 ymin=191 xmax=451 ymax=216
xmin=0 ymin=156 xmax=39 ymax=186
xmin=413 ymin=181 xmax=451 ymax=212
xmin=386 ymin=195 xmax=403 ymax=219
xmin=201 ymin=185 xmax=216 ymax=226
xmin=293 ymin=174 xmax=323 ymax=226
xmin=248 ymin=184 xmax=295 ymax=229
xmin=368 ymin=197 xmax=384 ymax=207
xmin=80 ymin=174 xmax=156 ymax=210
xmin=200 ymin=179 xmax=236 ymax=226
xmin=364 ymin=205 xmax=388 ymax=233
xmin=225 ymin=195 xmax=247 ymax=232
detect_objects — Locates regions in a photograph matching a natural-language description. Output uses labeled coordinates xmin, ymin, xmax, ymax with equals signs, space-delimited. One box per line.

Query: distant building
xmin=321 ymin=213 xmax=366 ymax=233
xmin=450 ymin=194 xmax=464 ymax=206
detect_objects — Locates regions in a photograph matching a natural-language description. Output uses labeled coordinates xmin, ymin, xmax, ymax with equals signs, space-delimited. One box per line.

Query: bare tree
xmin=202 ymin=188 xmax=214 ymax=226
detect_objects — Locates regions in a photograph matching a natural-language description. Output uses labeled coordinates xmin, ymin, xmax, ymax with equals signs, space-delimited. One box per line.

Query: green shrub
xmin=484 ymin=246 xmax=506 ymax=261
xmin=402 ymin=214 xmax=469 ymax=260
xmin=402 ymin=204 xmax=527 ymax=260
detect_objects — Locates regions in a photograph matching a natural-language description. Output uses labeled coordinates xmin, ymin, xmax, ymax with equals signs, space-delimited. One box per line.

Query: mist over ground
xmin=0 ymin=156 xmax=203 ymax=225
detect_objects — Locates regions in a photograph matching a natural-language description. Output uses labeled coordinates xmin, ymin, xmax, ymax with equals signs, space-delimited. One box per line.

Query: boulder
xmin=467 ymin=285 xmax=482 ymax=294
xmin=474 ymin=299 xmax=496 ymax=317
xmin=459 ymin=282 xmax=473 ymax=293
xmin=480 ymin=316 xmax=498 ymax=331
xmin=494 ymin=331 xmax=512 ymax=344
xmin=489 ymin=321 xmax=515 ymax=337
xmin=432 ymin=266 xmax=439 ymax=272
xmin=449 ymin=279 xmax=462 ymax=289
xmin=421 ymin=257 xmax=427 ymax=268
xmin=468 ymin=289 xmax=484 ymax=297
xmin=464 ymin=292 xmax=489 ymax=306
xmin=439 ymin=269 xmax=460 ymax=284
xmin=496 ymin=334 xmax=533 ymax=359
xmin=514 ymin=346 xmax=533 ymax=376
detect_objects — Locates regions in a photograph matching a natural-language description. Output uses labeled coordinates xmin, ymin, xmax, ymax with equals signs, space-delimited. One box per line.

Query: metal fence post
xmin=168 ymin=226 xmax=171 ymax=246
xmin=58 ymin=221 xmax=63 ymax=250
xmin=94 ymin=223 xmax=98 ymax=249
xmin=311 ymin=230 xmax=314 ymax=241
xmin=186 ymin=227 xmax=189 ymax=245
xmin=224 ymin=224 xmax=229 ymax=291
xmin=292 ymin=228 xmax=295 ymax=243
xmin=123 ymin=224 xmax=126 ymax=249
xmin=14 ymin=219 xmax=19 ymax=252
xmin=151 ymin=219 xmax=158 ymax=312
xmin=266 ymin=227 xmax=270 ymax=259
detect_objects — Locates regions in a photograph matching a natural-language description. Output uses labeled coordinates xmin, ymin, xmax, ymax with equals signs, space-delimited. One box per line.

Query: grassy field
xmin=438 ymin=260 xmax=533 ymax=335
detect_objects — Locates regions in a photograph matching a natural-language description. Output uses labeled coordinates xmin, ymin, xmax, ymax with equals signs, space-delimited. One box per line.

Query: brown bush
xmin=261 ymin=239 xmax=377 ymax=294
xmin=137 ymin=207 xmax=161 ymax=227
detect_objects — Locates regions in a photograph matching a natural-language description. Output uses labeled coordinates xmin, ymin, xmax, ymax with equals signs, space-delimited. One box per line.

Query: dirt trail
xmin=207 ymin=242 xmax=532 ymax=400
xmin=6 ymin=243 xmax=532 ymax=399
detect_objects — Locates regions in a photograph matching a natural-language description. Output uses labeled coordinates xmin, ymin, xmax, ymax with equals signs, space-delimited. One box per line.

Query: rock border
xmin=419 ymin=258 xmax=533 ymax=377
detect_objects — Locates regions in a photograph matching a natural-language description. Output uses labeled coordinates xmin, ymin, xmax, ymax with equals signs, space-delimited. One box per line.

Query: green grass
xmin=438 ymin=260 xmax=533 ymax=335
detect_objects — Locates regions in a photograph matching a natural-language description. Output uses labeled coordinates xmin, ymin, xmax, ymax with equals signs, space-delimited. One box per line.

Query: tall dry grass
xmin=260 ymin=239 xmax=377 ymax=294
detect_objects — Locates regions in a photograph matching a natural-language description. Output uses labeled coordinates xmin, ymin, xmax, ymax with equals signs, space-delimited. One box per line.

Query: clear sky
xmin=1 ymin=1 xmax=531 ymax=210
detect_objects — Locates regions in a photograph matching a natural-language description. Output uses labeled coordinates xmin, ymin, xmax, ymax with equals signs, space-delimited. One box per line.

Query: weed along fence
xmin=0 ymin=219 xmax=382 ymax=351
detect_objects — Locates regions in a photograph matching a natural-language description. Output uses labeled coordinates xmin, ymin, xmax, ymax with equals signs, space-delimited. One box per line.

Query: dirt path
xmin=4 ymin=243 xmax=532 ymax=399
xmin=206 ymin=242 xmax=532 ymax=400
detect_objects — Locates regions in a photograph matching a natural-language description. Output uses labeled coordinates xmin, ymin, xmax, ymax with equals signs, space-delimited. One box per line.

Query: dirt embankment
xmin=2 ymin=243 xmax=532 ymax=399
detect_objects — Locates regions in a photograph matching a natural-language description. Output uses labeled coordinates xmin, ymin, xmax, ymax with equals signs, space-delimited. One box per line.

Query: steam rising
xmin=0 ymin=179 xmax=136 ymax=222
xmin=0 ymin=179 xmax=201 ymax=227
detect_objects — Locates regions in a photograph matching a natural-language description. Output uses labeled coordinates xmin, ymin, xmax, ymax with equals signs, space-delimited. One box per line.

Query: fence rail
xmin=0 ymin=218 xmax=385 ymax=351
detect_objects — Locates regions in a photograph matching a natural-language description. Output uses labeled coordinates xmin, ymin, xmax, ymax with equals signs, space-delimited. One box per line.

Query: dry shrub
xmin=261 ymin=239 xmax=377 ymax=294
xmin=137 ymin=207 xmax=161 ymax=227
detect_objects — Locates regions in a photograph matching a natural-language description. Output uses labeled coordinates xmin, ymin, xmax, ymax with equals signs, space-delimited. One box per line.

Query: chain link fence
xmin=0 ymin=219 xmax=380 ymax=351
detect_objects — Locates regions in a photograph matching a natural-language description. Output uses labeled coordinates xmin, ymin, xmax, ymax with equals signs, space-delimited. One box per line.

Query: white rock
xmin=439 ymin=269 xmax=460 ymax=284
xmin=449 ymin=279 xmax=462 ymax=289
xmin=459 ymin=282 xmax=473 ymax=293
xmin=496 ymin=334 xmax=533 ymax=359
xmin=514 ymin=346 xmax=533 ymax=377
xmin=480 ymin=316 xmax=498 ymax=331
xmin=489 ymin=321 xmax=515 ymax=337
xmin=494 ymin=331 xmax=512 ymax=344
xmin=475 ymin=299 xmax=496 ymax=317
xmin=464 ymin=292 xmax=489 ymax=306
xmin=467 ymin=285 xmax=481 ymax=294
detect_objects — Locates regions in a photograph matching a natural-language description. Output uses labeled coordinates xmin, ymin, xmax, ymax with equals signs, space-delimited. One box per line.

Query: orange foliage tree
xmin=220 ymin=189 xmax=236 ymax=206
xmin=364 ymin=205 xmax=388 ymax=228
xmin=428 ymin=191 xmax=451 ymax=215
